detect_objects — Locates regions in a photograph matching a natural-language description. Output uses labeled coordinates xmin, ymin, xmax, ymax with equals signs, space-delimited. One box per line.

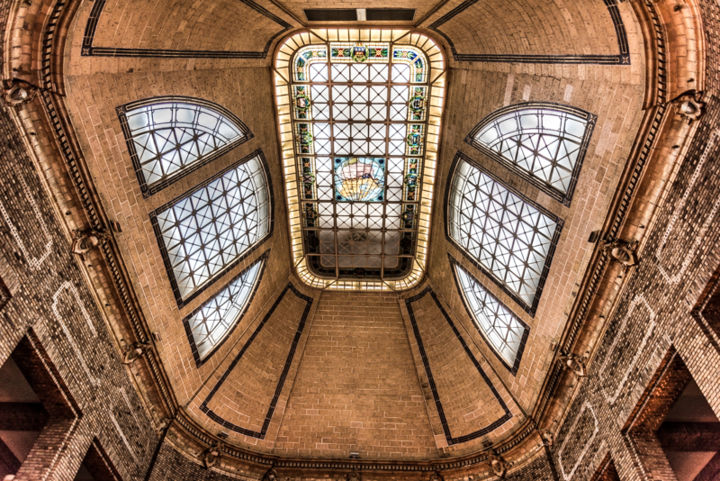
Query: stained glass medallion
xmin=275 ymin=30 xmax=445 ymax=290
xmin=334 ymin=157 xmax=386 ymax=201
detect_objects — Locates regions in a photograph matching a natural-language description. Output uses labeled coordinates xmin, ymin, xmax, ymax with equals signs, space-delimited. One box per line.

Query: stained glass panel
xmin=275 ymin=30 xmax=445 ymax=290
xmin=152 ymin=153 xmax=271 ymax=303
xmin=186 ymin=256 xmax=264 ymax=362
xmin=448 ymin=153 xmax=561 ymax=311
xmin=287 ymin=38 xmax=434 ymax=280
xmin=454 ymin=262 xmax=527 ymax=369
xmin=120 ymin=98 xmax=250 ymax=194
xmin=468 ymin=103 xmax=594 ymax=203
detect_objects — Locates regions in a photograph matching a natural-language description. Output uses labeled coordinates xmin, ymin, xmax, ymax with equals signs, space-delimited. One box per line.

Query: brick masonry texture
xmin=0 ymin=0 xmax=719 ymax=480
xmin=0 ymin=105 xmax=158 ymax=479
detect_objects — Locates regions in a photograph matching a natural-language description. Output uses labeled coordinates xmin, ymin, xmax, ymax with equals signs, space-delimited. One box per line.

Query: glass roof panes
xmin=275 ymin=30 xmax=445 ymax=290
xmin=151 ymin=152 xmax=271 ymax=304
xmin=119 ymin=98 xmax=251 ymax=194
xmin=448 ymin=153 xmax=561 ymax=312
xmin=468 ymin=103 xmax=594 ymax=204
xmin=185 ymin=256 xmax=265 ymax=363
xmin=453 ymin=262 xmax=527 ymax=370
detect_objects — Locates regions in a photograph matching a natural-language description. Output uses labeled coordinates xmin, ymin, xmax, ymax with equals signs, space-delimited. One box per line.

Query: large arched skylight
xmin=466 ymin=103 xmax=594 ymax=204
xmin=447 ymin=153 xmax=562 ymax=314
xmin=150 ymin=151 xmax=271 ymax=306
xmin=274 ymin=30 xmax=445 ymax=291
xmin=118 ymin=97 xmax=251 ymax=195
xmin=184 ymin=255 xmax=265 ymax=365
xmin=452 ymin=259 xmax=528 ymax=372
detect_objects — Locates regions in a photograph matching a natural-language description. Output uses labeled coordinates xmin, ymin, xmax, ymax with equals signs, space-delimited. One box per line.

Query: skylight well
xmin=275 ymin=30 xmax=445 ymax=291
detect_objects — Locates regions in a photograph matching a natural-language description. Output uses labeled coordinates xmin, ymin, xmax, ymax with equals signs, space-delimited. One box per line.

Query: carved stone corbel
xmin=346 ymin=469 xmax=361 ymax=481
xmin=558 ymin=352 xmax=588 ymax=378
xmin=2 ymin=79 xmax=38 ymax=107
xmin=488 ymin=452 xmax=508 ymax=478
xmin=429 ymin=470 xmax=444 ymax=481
xmin=539 ymin=429 xmax=554 ymax=447
xmin=672 ymin=90 xmax=705 ymax=121
xmin=71 ymin=222 xmax=121 ymax=256
xmin=603 ymin=238 xmax=640 ymax=267
xmin=202 ymin=441 xmax=221 ymax=469
xmin=122 ymin=341 xmax=152 ymax=365
xmin=262 ymin=467 xmax=279 ymax=481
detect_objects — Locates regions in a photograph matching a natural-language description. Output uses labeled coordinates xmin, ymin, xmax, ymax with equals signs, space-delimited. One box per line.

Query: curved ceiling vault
xmin=57 ymin=0 xmax=648 ymax=466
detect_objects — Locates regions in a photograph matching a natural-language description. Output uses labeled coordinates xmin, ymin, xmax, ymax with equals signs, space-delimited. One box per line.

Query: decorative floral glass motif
xmin=275 ymin=30 xmax=446 ymax=290
xmin=118 ymin=98 xmax=251 ymax=195
xmin=467 ymin=103 xmax=595 ymax=204
xmin=447 ymin=153 xmax=562 ymax=313
xmin=334 ymin=157 xmax=386 ymax=202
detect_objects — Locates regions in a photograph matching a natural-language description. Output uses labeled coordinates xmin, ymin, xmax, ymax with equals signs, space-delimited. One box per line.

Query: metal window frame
xmin=118 ymin=96 xmax=253 ymax=197
xmin=465 ymin=101 xmax=596 ymax=206
xmin=183 ymin=251 xmax=268 ymax=367
xmin=448 ymin=254 xmax=530 ymax=374
xmin=149 ymin=149 xmax=273 ymax=308
xmin=444 ymin=151 xmax=564 ymax=316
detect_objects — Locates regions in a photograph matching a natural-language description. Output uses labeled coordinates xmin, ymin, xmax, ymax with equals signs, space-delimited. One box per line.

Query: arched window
xmin=150 ymin=151 xmax=271 ymax=306
xmin=466 ymin=102 xmax=594 ymax=204
xmin=452 ymin=259 xmax=528 ymax=372
xmin=118 ymin=97 xmax=252 ymax=195
xmin=446 ymin=153 xmax=562 ymax=314
xmin=184 ymin=254 xmax=266 ymax=365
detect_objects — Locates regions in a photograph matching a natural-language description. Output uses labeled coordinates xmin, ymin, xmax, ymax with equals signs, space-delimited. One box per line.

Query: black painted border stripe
xmin=429 ymin=0 xmax=630 ymax=65
xmin=200 ymin=283 xmax=313 ymax=439
xmin=82 ymin=0 xmax=292 ymax=59
xmin=405 ymin=287 xmax=512 ymax=445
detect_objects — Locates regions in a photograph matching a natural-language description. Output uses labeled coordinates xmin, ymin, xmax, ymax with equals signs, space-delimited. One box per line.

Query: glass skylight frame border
xmin=444 ymin=151 xmax=563 ymax=315
xmin=183 ymin=251 xmax=268 ymax=367
xmin=149 ymin=149 xmax=273 ymax=307
xmin=448 ymin=255 xmax=529 ymax=374
xmin=274 ymin=29 xmax=446 ymax=291
xmin=465 ymin=102 xmax=596 ymax=206
xmin=118 ymin=96 xmax=253 ymax=197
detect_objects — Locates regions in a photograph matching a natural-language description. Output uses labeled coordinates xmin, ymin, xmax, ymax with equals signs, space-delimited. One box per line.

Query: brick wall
xmin=0 ymin=104 xmax=158 ymax=479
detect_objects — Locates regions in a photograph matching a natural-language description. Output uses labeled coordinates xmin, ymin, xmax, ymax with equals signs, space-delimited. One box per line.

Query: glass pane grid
xmin=185 ymin=257 xmax=264 ymax=363
xmin=454 ymin=262 xmax=527 ymax=369
xmin=153 ymin=154 xmax=270 ymax=303
xmin=469 ymin=105 xmax=593 ymax=203
xmin=121 ymin=100 xmax=249 ymax=193
xmin=448 ymin=155 xmax=560 ymax=310
xmin=290 ymin=41 xmax=431 ymax=280
xmin=275 ymin=30 xmax=445 ymax=291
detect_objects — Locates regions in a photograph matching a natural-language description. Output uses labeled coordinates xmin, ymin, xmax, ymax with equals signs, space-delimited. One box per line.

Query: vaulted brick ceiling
xmin=60 ymin=0 xmax=647 ymax=460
